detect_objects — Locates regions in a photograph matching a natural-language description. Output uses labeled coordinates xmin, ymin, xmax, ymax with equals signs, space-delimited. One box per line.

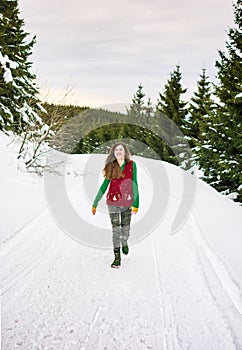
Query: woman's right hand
xmin=92 ymin=206 xmax=96 ymax=215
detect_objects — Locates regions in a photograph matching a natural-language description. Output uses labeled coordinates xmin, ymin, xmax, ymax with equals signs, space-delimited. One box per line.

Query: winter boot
xmin=111 ymin=248 xmax=121 ymax=268
xmin=122 ymin=240 xmax=129 ymax=255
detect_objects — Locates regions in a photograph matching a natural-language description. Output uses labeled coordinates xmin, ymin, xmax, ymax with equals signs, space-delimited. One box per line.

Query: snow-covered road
xmin=1 ymin=138 xmax=241 ymax=349
xmin=1 ymin=195 xmax=242 ymax=350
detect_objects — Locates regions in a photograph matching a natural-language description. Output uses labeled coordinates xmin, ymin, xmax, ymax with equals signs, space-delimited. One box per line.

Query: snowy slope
xmin=1 ymin=131 xmax=242 ymax=350
xmin=0 ymin=132 xmax=46 ymax=241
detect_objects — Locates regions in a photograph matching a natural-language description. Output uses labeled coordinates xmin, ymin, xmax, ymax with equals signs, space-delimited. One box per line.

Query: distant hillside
xmin=40 ymin=102 xmax=90 ymax=131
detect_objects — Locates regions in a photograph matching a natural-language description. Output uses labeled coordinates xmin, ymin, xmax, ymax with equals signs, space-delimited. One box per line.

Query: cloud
xmin=19 ymin=0 xmax=234 ymax=106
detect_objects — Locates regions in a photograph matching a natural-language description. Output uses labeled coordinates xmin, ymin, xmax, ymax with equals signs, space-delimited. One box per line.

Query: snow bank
xmin=0 ymin=131 xmax=46 ymax=242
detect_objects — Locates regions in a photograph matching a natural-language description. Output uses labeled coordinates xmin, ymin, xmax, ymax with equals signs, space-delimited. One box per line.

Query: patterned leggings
xmin=108 ymin=205 xmax=132 ymax=249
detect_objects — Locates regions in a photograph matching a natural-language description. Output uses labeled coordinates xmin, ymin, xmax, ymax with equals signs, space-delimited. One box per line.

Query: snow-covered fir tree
xmin=197 ymin=0 xmax=242 ymax=202
xmin=156 ymin=65 xmax=187 ymax=128
xmin=0 ymin=0 xmax=43 ymax=134
xmin=185 ymin=69 xmax=216 ymax=149
xmin=127 ymin=83 xmax=146 ymax=118
xmin=156 ymin=65 xmax=189 ymax=166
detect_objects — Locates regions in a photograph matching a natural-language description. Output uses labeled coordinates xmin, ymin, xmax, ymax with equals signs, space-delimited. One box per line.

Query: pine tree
xmin=0 ymin=0 xmax=42 ymax=133
xmin=127 ymin=83 xmax=146 ymax=118
xmin=156 ymin=65 xmax=187 ymax=127
xmin=144 ymin=97 xmax=154 ymax=118
xmin=186 ymin=69 xmax=216 ymax=149
xmin=156 ymin=65 xmax=188 ymax=165
xmin=198 ymin=0 xmax=242 ymax=201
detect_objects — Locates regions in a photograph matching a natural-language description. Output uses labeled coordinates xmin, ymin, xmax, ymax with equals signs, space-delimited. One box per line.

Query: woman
xmin=92 ymin=142 xmax=139 ymax=268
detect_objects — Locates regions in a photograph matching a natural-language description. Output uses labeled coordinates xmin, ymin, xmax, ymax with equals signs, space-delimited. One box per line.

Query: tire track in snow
xmin=190 ymin=238 xmax=241 ymax=349
xmin=0 ymin=208 xmax=52 ymax=267
xmin=150 ymin=194 xmax=239 ymax=350
xmin=150 ymin=195 xmax=195 ymax=350
xmin=150 ymin=231 xmax=170 ymax=350
xmin=78 ymin=305 xmax=104 ymax=350
xmin=152 ymin=232 xmax=191 ymax=350
xmin=0 ymin=208 xmax=66 ymax=307
xmin=152 ymin=227 xmax=204 ymax=349
xmin=187 ymin=209 xmax=242 ymax=348
xmin=0 ymin=207 xmax=48 ymax=246
xmin=78 ymin=241 xmax=167 ymax=350
xmin=190 ymin=211 xmax=242 ymax=314
xmin=170 ymin=191 xmax=242 ymax=314
xmin=1 ymin=237 xmax=66 ymax=307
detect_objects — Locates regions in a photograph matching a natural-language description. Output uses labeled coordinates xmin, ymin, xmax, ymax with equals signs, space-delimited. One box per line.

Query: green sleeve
xmin=132 ymin=161 xmax=139 ymax=208
xmin=93 ymin=178 xmax=110 ymax=208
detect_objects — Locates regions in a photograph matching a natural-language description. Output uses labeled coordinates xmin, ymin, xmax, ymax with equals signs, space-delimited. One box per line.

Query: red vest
xmin=106 ymin=160 xmax=133 ymax=207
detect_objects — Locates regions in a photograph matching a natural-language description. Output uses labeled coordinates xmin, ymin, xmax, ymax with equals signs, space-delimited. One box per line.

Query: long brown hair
xmin=103 ymin=142 xmax=131 ymax=179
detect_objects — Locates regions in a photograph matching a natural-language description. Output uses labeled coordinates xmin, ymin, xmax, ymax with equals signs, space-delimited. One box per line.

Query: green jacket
xmin=93 ymin=161 xmax=139 ymax=208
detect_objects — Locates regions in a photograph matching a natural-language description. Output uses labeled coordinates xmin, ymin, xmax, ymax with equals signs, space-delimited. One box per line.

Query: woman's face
xmin=114 ymin=144 xmax=125 ymax=160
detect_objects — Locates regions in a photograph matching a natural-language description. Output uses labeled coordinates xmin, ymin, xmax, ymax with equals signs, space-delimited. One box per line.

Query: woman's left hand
xmin=130 ymin=206 xmax=138 ymax=214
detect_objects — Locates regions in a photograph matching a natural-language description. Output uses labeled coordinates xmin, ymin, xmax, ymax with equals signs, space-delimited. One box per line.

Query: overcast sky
xmin=19 ymin=0 xmax=234 ymax=107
